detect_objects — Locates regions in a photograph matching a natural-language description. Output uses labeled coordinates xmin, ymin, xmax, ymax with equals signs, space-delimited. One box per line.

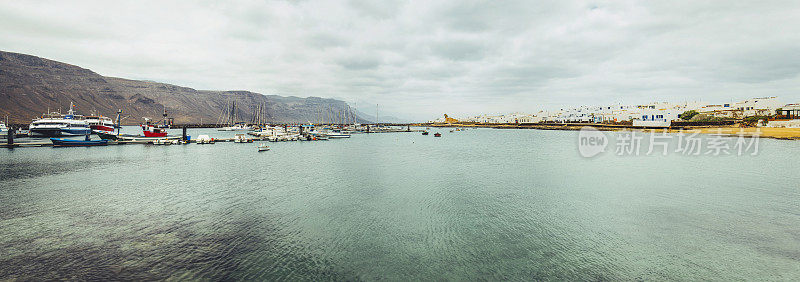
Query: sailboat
xmin=218 ymin=99 xmax=251 ymax=131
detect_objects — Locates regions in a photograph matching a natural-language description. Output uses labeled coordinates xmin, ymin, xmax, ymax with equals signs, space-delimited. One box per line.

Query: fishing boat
xmin=97 ymin=132 xmax=177 ymax=142
xmin=50 ymin=137 xmax=108 ymax=147
xmin=141 ymin=120 xmax=169 ymax=137
xmin=434 ymin=132 xmax=441 ymax=137
xmin=422 ymin=131 xmax=429 ymax=135
xmin=141 ymin=108 xmax=173 ymax=138
xmin=257 ymin=143 xmax=270 ymax=152
xmin=28 ymin=103 xmax=92 ymax=137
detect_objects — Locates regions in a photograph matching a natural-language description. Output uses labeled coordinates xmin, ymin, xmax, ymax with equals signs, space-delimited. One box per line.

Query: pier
xmin=1 ymin=137 xmax=273 ymax=148
xmin=0 ymin=124 xmax=422 ymax=148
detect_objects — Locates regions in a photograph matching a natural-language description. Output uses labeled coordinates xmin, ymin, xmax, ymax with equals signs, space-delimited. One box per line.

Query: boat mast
xmin=231 ymin=100 xmax=236 ymax=125
xmin=115 ymin=109 xmax=122 ymax=135
xmin=67 ymin=102 xmax=75 ymax=118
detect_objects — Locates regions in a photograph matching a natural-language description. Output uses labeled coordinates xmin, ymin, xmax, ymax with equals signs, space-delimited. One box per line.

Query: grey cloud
xmin=714 ymin=46 xmax=800 ymax=83
xmin=348 ymin=0 xmax=402 ymax=19
xmin=0 ymin=6 xmax=107 ymax=40
xmin=336 ymin=55 xmax=382 ymax=70
xmin=430 ymin=39 xmax=488 ymax=61
xmin=1 ymin=0 xmax=799 ymax=120
xmin=307 ymin=32 xmax=350 ymax=49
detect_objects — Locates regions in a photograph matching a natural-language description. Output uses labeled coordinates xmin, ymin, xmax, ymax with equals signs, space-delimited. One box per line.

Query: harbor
xmin=0 ymin=103 xmax=423 ymax=148
xmin=0 ymin=125 xmax=421 ymax=148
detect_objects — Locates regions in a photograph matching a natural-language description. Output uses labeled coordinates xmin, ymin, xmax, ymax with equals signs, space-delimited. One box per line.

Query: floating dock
xmin=0 ymin=137 xmax=263 ymax=148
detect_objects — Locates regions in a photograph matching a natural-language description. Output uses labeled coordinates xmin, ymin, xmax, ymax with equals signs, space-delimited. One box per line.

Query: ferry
xmin=28 ymin=103 xmax=91 ymax=137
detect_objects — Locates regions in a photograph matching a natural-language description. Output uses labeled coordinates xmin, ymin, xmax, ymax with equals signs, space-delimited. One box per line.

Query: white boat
xmin=257 ymin=143 xmax=270 ymax=152
xmin=28 ymin=103 xmax=91 ymax=137
xmin=152 ymin=139 xmax=184 ymax=145
xmin=217 ymin=100 xmax=250 ymax=131
xmin=255 ymin=126 xmax=299 ymax=142
xmin=233 ymin=134 xmax=253 ymax=143
xmin=305 ymin=130 xmax=329 ymax=140
xmin=196 ymin=135 xmax=215 ymax=144
xmin=326 ymin=130 xmax=351 ymax=138
xmin=152 ymin=139 xmax=172 ymax=145
xmin=0 ymin=122 xmax=7 ymax=137
xmin=218 ymin=123 xmax=251 ymax=131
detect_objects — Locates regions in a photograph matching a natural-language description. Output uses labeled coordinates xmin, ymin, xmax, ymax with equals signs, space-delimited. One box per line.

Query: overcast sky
xmin=2 ymin=1 xmax=800 ymax=120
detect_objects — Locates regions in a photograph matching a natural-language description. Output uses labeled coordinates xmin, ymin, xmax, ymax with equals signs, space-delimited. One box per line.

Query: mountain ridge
xmin=0 ymin=50 xmax=368 ymax=125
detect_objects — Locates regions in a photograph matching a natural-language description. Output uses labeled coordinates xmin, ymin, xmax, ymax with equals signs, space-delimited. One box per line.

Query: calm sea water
xmin=1 ymin=127 xmax=799 ymax=280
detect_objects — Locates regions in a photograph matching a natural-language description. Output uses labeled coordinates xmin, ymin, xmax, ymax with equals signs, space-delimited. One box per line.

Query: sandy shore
xmin=420 ymin=123 xmax=800 ymax=140
xmin=670 ymin=127 xmax=800 ymax=140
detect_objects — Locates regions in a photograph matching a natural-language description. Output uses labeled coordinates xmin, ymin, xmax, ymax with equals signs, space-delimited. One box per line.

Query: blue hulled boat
xmin=50 ymin=138 xmax=108 ymax=147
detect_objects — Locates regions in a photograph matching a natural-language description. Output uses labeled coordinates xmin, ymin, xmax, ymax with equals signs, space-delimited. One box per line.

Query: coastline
xmin=417 ymin=123 xmax=800 ymax=140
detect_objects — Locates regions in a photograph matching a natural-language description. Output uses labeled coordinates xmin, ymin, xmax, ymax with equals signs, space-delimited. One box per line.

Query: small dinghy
xmin=257 ymin=144 xmax=270 ymax=152
xmin=50 ymin=138 xmax=108 ymax=147
xmin=434 ymin=133 xmax=441 ymax=137
xmin=422 ymin=131 xmax=429 ymax=135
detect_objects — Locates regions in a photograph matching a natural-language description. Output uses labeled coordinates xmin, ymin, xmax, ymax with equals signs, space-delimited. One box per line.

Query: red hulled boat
xmin=141 ymin=109 xmax=173 ymax=138
xmin=86 ymin=115 xmax=117 ymax=134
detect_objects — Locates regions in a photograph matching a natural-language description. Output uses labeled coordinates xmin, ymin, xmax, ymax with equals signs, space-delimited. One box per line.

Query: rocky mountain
xmin=0 ymin=51 xmax=368 ymax=125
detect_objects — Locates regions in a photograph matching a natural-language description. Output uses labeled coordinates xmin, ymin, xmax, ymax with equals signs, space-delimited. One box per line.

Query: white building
xmin=448 ymin=97 xmax=781 ymax=126
xmin=734 ymin=97 xmax=782 ymax=117
xmin=700 ymin=97 xmax=782 ymax=119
